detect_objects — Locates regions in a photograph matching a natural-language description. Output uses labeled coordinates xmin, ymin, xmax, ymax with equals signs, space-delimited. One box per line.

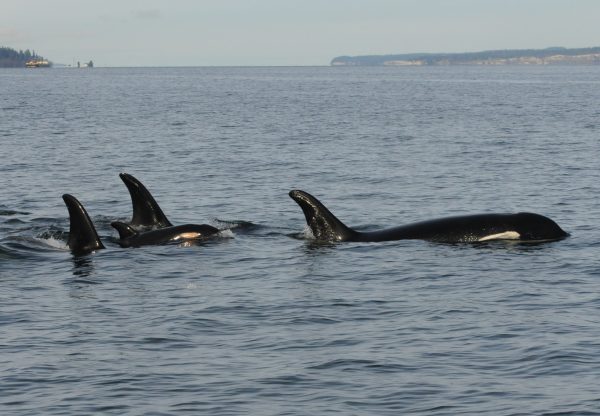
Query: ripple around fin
xmin=286 ymin=227 xmax=317 ymax=241
xmin=0 ymin=227 xmax=69 ymax=258
xmin=217 ymin=229 xmax=235 ymax=238
xmin=34 ymin=236 xmax=69 ymax=251
xmin=308 ymin=358 xmax=377 ymax=370
xmin=65 ymin=278 xmax=102 ymax=285
xmin=4 ymin=235 xmax=69 ymax=253
xmin=303 ymin=225 xmax=315 ymax=239
xmin=37 ymin=229 xmax=69 ymax=242
xmin=0 ymin=243 xmax=17 ymax=259
xmin=212 ymin=219 xmax=259 ymax=230
xmin=0 ymin=235 xmax=68 ymax=259
xmin=0 ymin=209 xmax=30 ymax=216
xmin=3 ymin=218 xmax=26 ymax=225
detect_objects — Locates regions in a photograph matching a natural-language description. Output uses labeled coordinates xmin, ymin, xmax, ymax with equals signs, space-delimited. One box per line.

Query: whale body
xmin=289 ymin=190 xmax=568 ymax=243
xmin=111 ymin=221 xmax=220 ymax=247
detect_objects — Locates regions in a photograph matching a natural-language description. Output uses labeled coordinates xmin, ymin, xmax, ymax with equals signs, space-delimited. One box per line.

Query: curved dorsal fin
xmin=62 ymin=194 xmax=105 ymax=255
xmin=119 ymin=173 xmax=172 ymax=228
xmin=111 ymin=221 xmax=139 ymax=240
xmin=289 ymin=190 xmax=357 ymax=241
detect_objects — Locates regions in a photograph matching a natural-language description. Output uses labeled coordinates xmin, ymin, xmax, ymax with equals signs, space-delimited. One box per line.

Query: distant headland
xmin=331 ymin=47 xmax=600 ymax=66
xmin=0 ymin=46 xmax=49 ymax=68
xmin=0 ymin=46 xmax=94 ymax=68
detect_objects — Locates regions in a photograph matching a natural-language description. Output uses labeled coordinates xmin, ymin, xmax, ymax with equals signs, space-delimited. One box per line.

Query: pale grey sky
xmin=2 ymin=0 xmax=600 ymax=66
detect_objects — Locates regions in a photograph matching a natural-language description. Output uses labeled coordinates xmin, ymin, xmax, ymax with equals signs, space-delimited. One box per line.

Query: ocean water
xmin=1 ymin=66 xmax=600 ymax=415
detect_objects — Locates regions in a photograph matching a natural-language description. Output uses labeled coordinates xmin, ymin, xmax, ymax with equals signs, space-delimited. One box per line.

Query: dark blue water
xmin=1 ymin=66 xmax=600 ymax=415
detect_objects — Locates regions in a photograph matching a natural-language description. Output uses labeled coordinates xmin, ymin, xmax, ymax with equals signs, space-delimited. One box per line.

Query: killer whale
xmin=62 ymin=194 xmax=105 ymax=255
xmin=111 ymin=221 xmax=220 ymax=248
xmin=119 ymin=173 xmax=173 ymax=229
xmin=289 ymin=190 xmax=568 ymax=243
xmin=115 ymin=173 xmax=221 ymax=247
xmin=62 ymin=173 xmax=221 ymax=254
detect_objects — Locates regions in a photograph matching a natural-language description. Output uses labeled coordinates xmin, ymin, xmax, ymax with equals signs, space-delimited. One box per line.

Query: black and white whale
xmin=62 ymin=194 xmax=105 ymax=255
xmin=111 ymin=221 xmax=220 ymax=248
xmin=62 ymin=174 xmax=222 ymax=254
xmin=114 ymin=173 xmax=222 ymax=247
xmin=119 ymin=173 xmax=173 ymax=229
xmin=289 ymin=190 xmax=568 ymax=243
xmin=62 ymin=194 xmax=220 ymax=254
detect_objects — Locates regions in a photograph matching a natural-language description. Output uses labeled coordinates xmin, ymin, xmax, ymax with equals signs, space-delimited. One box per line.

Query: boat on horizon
xmin=25 ymin=59 xmax=51 ymax=68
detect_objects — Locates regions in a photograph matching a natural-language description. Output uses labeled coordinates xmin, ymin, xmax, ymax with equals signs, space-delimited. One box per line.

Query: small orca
xmin=115 ymin=173 xmax=221 ymax=247
xmin=119 ymin=173 xmax=172 ymax=229
xmin=289 ymin=190 xmax=568 ymax=243
xmin=62 ymin=194 xmax=105 ymax=255
xmin=62 ymin=188 xmax=220 ymax=254
xmin=111 ymin=221 xmax=220 ymax=248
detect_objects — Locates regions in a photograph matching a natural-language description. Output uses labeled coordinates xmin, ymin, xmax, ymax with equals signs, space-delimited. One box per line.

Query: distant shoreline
xmin=331 ymin=47 xmax=600 ymax=66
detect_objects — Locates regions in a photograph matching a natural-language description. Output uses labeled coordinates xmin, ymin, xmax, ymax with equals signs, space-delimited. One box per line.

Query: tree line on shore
xmin=0 ymin=47 xmax=46 ymax=67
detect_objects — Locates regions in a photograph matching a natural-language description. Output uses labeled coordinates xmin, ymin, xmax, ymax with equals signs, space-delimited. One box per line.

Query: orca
xmin=289 ymin=190 xmax=568 ymax=243
xmin=119 ymin=173 xmax=172 ymax=229
xmin=111 ymin=221 xmax=220 ymax=248
xmin=115 ymin=173 xmax=222 ymax=247
xmin=62 ymin=194 xmax=105 ymax=255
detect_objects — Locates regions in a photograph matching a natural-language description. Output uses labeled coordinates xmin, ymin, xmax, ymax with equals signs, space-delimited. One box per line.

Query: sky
xmin=2 ymin=0 xmax=600 ymax=67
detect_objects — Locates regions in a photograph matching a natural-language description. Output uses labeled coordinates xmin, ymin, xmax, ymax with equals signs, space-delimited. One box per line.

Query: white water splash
xmin=218 ymin=229 xmax=235 ymax=238
xmin=34 ymin=236 xmax=69 ymax=251
xmin=302 ymin=225 xmax=315 ymax=239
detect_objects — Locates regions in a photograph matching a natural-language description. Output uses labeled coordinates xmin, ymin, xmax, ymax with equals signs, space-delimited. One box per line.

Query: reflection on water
xmin=70 ymin=255 xmax=96 ymax=280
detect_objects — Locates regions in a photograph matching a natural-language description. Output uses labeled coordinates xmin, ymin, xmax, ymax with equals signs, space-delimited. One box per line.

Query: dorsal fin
xmin=289 ymin=190 xmax=357 ymax=242
xmin=111 ymin=221 xmax=139 ymax=240
xmin=119 ymin=173 xmax=173 ymax=228
xmin=62 ymin=194 xmax=105 ymax=255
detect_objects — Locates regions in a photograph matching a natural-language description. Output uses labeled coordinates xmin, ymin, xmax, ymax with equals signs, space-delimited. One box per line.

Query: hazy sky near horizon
xmin=2 ymin=0 xmax=600 ymax=66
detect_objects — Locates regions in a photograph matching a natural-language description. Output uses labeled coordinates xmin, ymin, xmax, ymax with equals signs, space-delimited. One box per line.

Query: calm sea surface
xmin=1 ymin=66 xmax=600 ymax=415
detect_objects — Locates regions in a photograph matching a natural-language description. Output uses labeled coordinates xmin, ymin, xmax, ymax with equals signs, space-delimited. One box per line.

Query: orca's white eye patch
xmin=478 ymin=231 xmax=521 ymax=242
xmin=173 ymin=232 xmax=202 ymax=240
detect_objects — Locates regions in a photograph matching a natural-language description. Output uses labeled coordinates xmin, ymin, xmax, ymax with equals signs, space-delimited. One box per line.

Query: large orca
xmin=119 ymin=173 xmax=173 ymax=229
xmin=289 ymin=190 xmax=568 ymax=243
xmin=62 ymin=194 xmax=105 ymax=255
xmin=111 ymin=221 xmax=220 ymax=248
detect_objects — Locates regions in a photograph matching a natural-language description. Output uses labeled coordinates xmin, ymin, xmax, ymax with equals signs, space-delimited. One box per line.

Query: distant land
xmin=331 ymin=47 xmax=600 ymax=66
xmin=0 ymin=46 xmax=49 ymax=67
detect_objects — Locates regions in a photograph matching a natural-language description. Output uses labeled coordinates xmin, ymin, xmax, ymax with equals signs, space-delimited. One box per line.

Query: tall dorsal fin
xmin=289 ymin=190 xmax=357 ymax=242
xmin=62 ymin=194 xmax=105 ymax=255
xmin=110 ymin=221 xmax=139 ymax=240
xmin=119 ymin=173 xmax=172 ymax=228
